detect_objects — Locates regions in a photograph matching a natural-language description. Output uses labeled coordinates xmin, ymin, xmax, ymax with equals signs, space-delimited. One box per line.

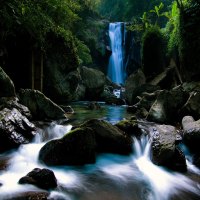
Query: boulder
xmin=115 ymin=117 xmax=141 ymax=137
xmin=18 ymin=89 xmax=66 ymax=120
xmin=147 ymin=86 xmax=189 ymax=123
xmin=125 ymin=69 xmax=146 ymax=104
xmin=180 ymin=91 xmax=200 ymax=119
xmin=39 ymin=127 xmax=96 ymax=166
xmin=19 ymin=168 xmax=57 ymax=190
xmin=81 ymin=66 xmax=106 ymax=100
xmin=182 ymin=116 xmax=200 ymax=153
xmin=0 ymin=97 xmax=31 ymax=119
xmin=150 ymin=124 xmax=186 ymax=172
xmin=0 ymin=67 xmax=16 ymax=97
xmin=80 ymin=119 xmax=133 ymax=155
xmin=0 ymin=108 xmax=36 ymax=153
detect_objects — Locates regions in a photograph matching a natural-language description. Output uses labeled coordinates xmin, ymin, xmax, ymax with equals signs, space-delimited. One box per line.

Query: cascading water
xmin=107 ymin=22 xmax=126 ymax=85
xmin=0 ymin=109 xmax=200 ymax=200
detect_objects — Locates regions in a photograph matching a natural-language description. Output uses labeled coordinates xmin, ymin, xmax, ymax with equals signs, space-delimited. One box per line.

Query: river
xmin=0 ymin=102 xmax=199 ymax=200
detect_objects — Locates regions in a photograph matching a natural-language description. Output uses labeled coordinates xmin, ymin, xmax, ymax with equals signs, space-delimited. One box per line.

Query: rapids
xmin=0 ymin=104 xmax=200 ymax=200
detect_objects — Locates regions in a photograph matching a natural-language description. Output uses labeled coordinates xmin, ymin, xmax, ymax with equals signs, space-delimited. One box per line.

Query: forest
xmin=0 ymin=0 xmax=200 ymax=200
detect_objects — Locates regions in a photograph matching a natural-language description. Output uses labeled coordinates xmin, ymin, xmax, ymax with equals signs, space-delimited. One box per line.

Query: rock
xmin=115 ymin=117 xmax=141 ymax=137
xmin=0 ymin=108 xmax=36 ymax=153
xmin=2 ymin=191 xmax=50 ymax=200
xmin=147 ymin=87 xmax=189 ymax=123
xmin=87 ymin=102 xmax=101 ymax=110
xmin=60 ymin=105 xmax=74 ymax=114
xmin=181 ymin=91 xmax=200 ymax=119
xmin=131 ymin=84 xmax=160 ymax=104
xmin=19 ymin=168 xmax=57 ymax=190
xmin=125 ymin=69 xmax=146 ymax=104
xmin=80 ymin=119 xmax=133 ymax=155
xmin=18 ymin=89 xmax=66 ymax=120
xmin=39 ymin=127 xmax=96 ymax=166
xmin=0 ymin=66 xmax=16 ymax=97
xmin=0 ymin=97 xmax=31 ymax=119
xmin=150 ymin=124 xmax=186 ymax=172
xmin=81 ymin=66 xmax=106 ymax=100
xmin=182 ymin=116 xmax=200 ymax=153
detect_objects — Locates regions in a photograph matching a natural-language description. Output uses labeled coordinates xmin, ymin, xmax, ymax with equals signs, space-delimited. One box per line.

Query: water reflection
xmin=68 ymin=101 xmax=132 ymax=125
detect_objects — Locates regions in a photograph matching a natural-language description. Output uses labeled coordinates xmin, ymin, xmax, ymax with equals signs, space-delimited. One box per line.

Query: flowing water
xmin=107 ymin=22 xmax=126 ymax=85
xmin=0 ymin=104 xmax=200 ymax=200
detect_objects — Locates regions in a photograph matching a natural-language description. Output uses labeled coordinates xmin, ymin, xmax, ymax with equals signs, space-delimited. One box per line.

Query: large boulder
xmin=147 ymin=86 xmax=189 ymax=123
xmin=80 ymin=119 xmax=133 ymax=155
xmin=115 ymin=117 xmax=141 ymax=137
xmin=125 ymin=69 xmax=146 ymax=104
xmin=0 ymin=66 xmax=16 ymax=97
xmin=0 ymin=108 xmax=36 ymax=153
xmin=19 ymin=168 xmax=57 ymax=190
xmin=150 ymin=124 xmax=187 ymax=172
xmin=39 ymin=127 xmax=96 ymax=166
xmin=18 ymin=89 xmax=66 ymax=120
xmin=80 ymin=66 xmax=106 ymax=100
xmin=180 ymin=91 xmax=200 ymax=119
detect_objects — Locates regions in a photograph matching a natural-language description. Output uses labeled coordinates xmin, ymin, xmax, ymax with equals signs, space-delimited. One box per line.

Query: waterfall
xmin=107 ymin=22 xmax=126 ymax=85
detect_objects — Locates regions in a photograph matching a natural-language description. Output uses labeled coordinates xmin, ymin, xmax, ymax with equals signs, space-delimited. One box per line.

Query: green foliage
xmin=75 ymin=39 xmax=92 ymax=65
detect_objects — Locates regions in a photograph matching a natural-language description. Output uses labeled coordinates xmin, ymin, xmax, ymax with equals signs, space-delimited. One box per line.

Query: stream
xmin=0 ymin=102 xmax=200 ymax=200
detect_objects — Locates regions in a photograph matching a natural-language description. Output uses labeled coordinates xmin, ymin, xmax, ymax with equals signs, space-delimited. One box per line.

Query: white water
xmin=107 ymin=22 xmax=126 ymax=85
xmin=0 ymin=122 xmax=200 ymax=200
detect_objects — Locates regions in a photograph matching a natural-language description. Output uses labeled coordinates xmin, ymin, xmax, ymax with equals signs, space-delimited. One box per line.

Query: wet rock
xmin=18 ymin=89 xmax=66 ymax=120
xmin=87 ymin=102 xmax=101 ymax=110
xmin=0 ymin=108 xmax=36 ymax=153
xmin=80 ymin=119 xmax=133 ymax=155
xmin=182 ymin=116 xmax=200 ymax=153
xmin=115 ymin=117 xmax=141 ymax=137
xmin=0 ymin=97 xmax=31 ymax=119
xmin=19 ymin=168 xmax=57 ymax=190
xmin=150 ymin=124 xmax=187 ymax=172
xmin=39 ymin=127 xmax=96 ymax=166
xmin=0 ymin=66 xmax=16 ymax=97
xmin=3 ymin=191 xmax=50 ymax=200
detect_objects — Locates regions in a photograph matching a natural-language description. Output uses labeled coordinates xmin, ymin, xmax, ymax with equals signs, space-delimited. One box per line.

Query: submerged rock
xmin=19 ymin=168 xmax=57 ymax=190
xmin=39 ymin=127 xmax=96 ymax=166
xmin=0 ymin=108 xmax=36 ymax=153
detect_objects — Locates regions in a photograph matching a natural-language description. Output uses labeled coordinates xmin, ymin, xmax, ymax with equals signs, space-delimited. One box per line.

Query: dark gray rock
xmin=39 ymin=127 xmax=96 ymax=166
xmin=19 ymin=168 xmax=57 ymax=190
xmin=0 ymin=108 xmax=36 ymax=153
xmin=81 ymin=66 xmax=106 ymax=100
xmin=150 ymin=124 xmax=187 ymax=172
xmin=80 ymin=119 xmax=133 ymax=155
xmin=0 ymin=67 xmax=16 ymax=97
xmin=18 ymin=89 xmax=66 ymax=120
xmin=125 ymin=69 xmax=146 ymax=104
xmin=182 ymin=116 xmax=200 ymax=153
